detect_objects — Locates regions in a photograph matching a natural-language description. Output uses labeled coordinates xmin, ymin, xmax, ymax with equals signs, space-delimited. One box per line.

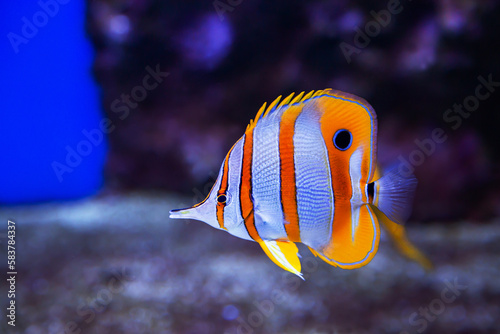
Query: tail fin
xmin=372 ymin=167 xmax=417 ymax=224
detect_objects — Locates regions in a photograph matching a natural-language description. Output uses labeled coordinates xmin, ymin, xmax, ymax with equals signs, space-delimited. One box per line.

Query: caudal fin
xmin=372 ymin=167 xmax=417 ymax=224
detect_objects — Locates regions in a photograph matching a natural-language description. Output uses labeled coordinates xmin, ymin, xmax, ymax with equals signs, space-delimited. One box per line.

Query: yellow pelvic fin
xmin=259 ymin=240 xmax=303 ymax=279
xmin=373 ymin=206 xmax=433 ymax=271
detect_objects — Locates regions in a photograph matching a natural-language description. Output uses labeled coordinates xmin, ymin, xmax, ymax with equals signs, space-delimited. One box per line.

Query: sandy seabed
xmin=1 ymin=192 xmax=499 ymax=334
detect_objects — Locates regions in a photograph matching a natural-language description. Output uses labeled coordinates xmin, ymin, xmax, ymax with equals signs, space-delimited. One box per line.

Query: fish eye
xmin=333 ymin=129 xmax=352 ymax=151
xmin=217 ymin=193 xmax=227 ymax=204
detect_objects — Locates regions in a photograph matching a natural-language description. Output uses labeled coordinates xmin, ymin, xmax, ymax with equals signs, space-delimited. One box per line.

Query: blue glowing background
xmin=0 ymin=0 xmax=106 ymax=203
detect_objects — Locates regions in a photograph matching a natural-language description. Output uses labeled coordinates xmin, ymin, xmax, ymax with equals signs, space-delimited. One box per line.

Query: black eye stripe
xmin=333 ymin=129 xmax=352 ymax=150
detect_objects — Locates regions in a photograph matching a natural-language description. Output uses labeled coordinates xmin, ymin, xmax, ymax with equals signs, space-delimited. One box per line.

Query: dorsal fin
xmin=246 ymin=89 xmax=333 ymax=132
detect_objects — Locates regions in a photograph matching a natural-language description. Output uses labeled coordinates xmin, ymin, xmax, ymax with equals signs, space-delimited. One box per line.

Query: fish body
xmin=170 ymin=89 xmax=430 ymax=277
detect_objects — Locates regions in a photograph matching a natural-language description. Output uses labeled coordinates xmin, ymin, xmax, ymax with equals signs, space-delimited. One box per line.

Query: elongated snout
xmin=169 ymin=199 xmax=220 ymax=229
xmin=169 ymin=206 xmax=201 ymax=220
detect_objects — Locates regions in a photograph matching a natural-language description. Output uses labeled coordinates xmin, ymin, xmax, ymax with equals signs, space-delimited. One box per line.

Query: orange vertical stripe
xmin=279 ymin=105 xmax=302 ymax=242
xmin=240 ymin=132 xmax=261 ymax=241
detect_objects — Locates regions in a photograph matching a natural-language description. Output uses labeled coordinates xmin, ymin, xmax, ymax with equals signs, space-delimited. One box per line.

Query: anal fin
xmin=313 ymin=204 xmax=380 ymax=269
xmin=259 ymin=240 xmax=304 ymax=279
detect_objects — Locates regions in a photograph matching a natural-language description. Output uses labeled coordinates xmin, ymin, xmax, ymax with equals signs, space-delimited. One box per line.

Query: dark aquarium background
xmin=1 ymin=0 xmax=500 ymax=333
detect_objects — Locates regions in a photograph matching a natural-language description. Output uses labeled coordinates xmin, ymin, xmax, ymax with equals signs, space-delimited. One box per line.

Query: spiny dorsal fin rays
xmin=254 ymin=101 xmax=268 ymax=122
xmin=289 ymin=91 xmax=305 ymax=105
xmin=313 ymin=89 xmax=328 ymax=98
xmin=246 ymin=89 xmax=334 ymax=132
xmin=272 ymin=93 xmax=295 ymax=115
xmin=265 ymin=94 xmax=284 ymax=116
xmin=247 ymin=102 xmax=267 ymax=131
xmin=301 ymin=90 xmax=315 ymax=101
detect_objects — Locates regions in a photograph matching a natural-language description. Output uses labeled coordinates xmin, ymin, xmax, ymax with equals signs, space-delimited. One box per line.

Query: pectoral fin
xmin=259 ymin=240 xmax=303 ymax=279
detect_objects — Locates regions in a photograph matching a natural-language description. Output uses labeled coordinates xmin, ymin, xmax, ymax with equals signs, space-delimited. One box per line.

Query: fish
xmin=170 ymin=89 xmax=431 ymax=278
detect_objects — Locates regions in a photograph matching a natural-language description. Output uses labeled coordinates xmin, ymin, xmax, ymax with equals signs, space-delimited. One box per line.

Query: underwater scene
xmin=1 ymin=0 xmax=500 ymax=333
